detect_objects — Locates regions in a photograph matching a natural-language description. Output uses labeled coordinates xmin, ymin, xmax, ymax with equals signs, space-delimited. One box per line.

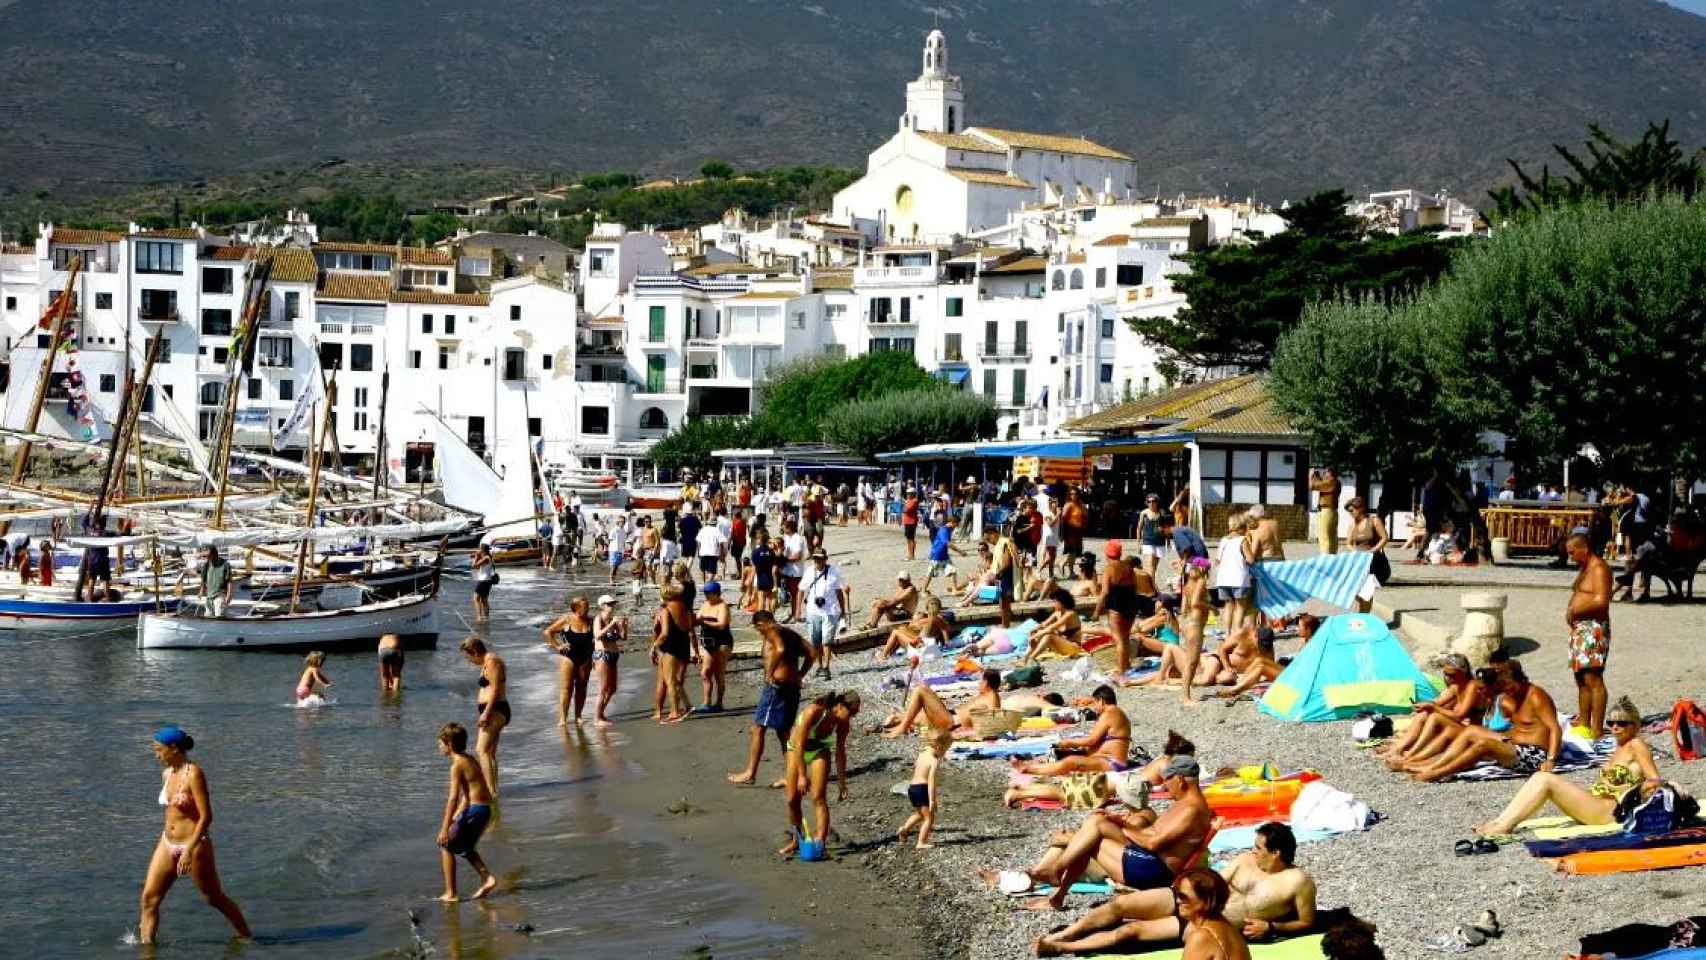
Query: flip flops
xmin=1453 ymin=838 xmax=1499 ymax=856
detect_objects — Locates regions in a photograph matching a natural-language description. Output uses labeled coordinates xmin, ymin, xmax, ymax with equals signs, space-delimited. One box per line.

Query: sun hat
xmin=1161 ymin=754 xmax=1200 ymax=781
xmin=597 ymin=593 xmax=617 ymax=606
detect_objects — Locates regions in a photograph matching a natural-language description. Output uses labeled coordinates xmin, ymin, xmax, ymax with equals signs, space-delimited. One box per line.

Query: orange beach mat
xmin=1554 ymin=841 xmax=1706 ymax=875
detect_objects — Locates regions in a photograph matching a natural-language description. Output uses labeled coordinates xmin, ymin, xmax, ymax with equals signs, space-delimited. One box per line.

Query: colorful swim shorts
xmin=1568 ymin=618 xmax=1611 ymax=672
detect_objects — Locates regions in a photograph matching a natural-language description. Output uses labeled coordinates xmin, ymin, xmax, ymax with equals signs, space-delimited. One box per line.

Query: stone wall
xmin=1203 ymin=502 xmax=1307 ymax=540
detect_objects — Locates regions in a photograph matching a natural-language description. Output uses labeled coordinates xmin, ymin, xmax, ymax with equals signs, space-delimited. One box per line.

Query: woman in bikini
xmin=138 ymin=726 xmax=251 ymax=944
xmin=543 ymin=596 xmax=596 ymax=726
xmin=1174 ymin=868 xmax=1252 ymax=960
xmin=591 ymin=594 xmax=626 ymax=727
xmin=461 ymin=636 xmax=509 ymax=795
xmin=650 ymin=583 xmax=696 ymax=723
xmin=1094 ymin=541 xmax=1151 ymax=678
xmin=1474 ymin=695 xmax=1660 ymax=836
xmin=875 ymin=596 xmax=950 ymax=661
xmin=781 ymin=690 xmax=862 ymax=857
xmin=1143 ymin=559 xmax=1211 ymax=703
xmin=696 ymin=580 xmax=734 ymax=712
xmin=1376 ymin=651 xmax=1479 ymax=764
xmin=1345 ymin=497 xmax=1390 ymax=613
xmin=1023 ymin=589 xmax=1087 ymax=662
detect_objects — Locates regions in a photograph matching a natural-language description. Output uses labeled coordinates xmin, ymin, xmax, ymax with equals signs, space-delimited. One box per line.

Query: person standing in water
xmin=295 ymin=651 xmax=333 ymax=703
xmin=591 ymin=594 xmax=627 ymax=727
xmin=651 ymin=582 xmax=696 ymax=724
xmin=544 ymin=596 xmax=596 ymax=726
xmin=697 ymin=581 xmax=734 ymax=712
xmin=470 ymin=543 xmax=495 ymax=623
xmin=377 ymin=633 xmax=404 ymax=694
xmin=460 ymin=636 xmax=509 ymax=795
xmin=781 ymin=690 xmax=862 ymax=858
xmin=436 ymin=722 xmax=499 ymax=901
xmin=138 ymin=726 xmax=251 ymax=944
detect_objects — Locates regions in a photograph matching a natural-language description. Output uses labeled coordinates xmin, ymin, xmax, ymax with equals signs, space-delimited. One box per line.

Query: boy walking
xmin=436 ymin=722 xmax=498 ymax=901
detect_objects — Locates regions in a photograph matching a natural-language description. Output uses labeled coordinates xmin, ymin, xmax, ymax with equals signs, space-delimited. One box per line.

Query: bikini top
xmin=159 ymin=770 xmax=196 ymax=816
xmin=478 ymin=676 xmax=491 ymax=688
xmin=1591 ymin=762 xmax=1641 ymax=800
xmin=1483 ymin=698 xmax=1511 ymax=733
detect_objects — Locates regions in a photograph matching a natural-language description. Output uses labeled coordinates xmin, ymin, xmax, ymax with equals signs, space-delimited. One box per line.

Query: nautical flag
xmin=274 ymin=371 xmax=321 ymax=447
xmin=1250 ymin=551 xmax=1373 ymax=618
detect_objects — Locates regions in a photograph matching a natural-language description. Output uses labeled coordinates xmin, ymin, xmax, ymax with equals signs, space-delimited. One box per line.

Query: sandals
xmin=1453 ymin=838 xmax=1499 ymax=856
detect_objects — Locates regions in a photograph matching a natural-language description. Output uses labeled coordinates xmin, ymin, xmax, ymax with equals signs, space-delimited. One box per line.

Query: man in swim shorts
xmin=1565 ymin=533 xmax=1613 ymax=739
xmin=728 ymin=611 xmax=813 ymax=784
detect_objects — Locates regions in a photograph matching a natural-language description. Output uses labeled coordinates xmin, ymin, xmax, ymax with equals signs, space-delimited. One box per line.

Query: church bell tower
xmin=903 ymin=29 xmax=966 ymax=134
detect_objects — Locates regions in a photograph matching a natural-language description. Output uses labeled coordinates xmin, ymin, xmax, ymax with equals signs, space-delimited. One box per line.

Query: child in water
xmin=296 ymin=651 xmax=333 ymax=703
xmin=436 ymin=722 xmax=498 ymax=900
xmin=897 ymin=726 xmax=950 ymax=849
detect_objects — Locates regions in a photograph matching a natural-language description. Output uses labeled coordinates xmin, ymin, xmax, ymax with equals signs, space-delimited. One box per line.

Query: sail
xmin=433 ymin=415 xmax=503 ymax=517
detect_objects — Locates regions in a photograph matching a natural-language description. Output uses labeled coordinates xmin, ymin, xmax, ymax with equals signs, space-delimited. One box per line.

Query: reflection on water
xmin=0 ymin=568 xmax=795 ymax=959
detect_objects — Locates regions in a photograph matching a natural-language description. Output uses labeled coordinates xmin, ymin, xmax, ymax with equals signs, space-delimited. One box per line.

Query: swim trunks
xmin=1119 ymin=842 xmax=1173 ymax=889
xmin=1568 ymin=618 xmax=1610 ymax=672
xmin=1508 ymin=743 xmax=1548 ymax=774
xmin=907 ymin=782 xmax=930 ymax=809
xmin=754 ymin=682 xmax=801 ymax=732
xmin=445 ymin=803 xmax=491 ymax=857
xmin=379 ymin=647 xmax=404 ymax=666
xmin=593 ymin=649 xmax=621 ymax=666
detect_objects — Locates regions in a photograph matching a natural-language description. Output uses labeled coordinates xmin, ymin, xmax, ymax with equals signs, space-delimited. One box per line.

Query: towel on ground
xmin=1443 ymin=724 xmax=1613 ymax=782
xmin=948 ymin=735 xmax=1058 ymax=761
xmin=1554 ymin=841 xmax=1706 ymax=875
xmin=1085 ymin=933 xmax=1325 ymax=960
xmin=1527 ymin=824 xmax=1706 ymax=858
xmin=1208 ymin=824 xmax=1350 ymax=855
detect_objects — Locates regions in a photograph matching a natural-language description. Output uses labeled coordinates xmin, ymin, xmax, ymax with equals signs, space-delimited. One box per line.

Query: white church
xmin=834 ymin=29 xmax=1141 ymax=244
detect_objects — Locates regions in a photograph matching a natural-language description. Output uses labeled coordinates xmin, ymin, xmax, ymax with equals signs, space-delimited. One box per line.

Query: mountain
xmin=5 ymin=0 xmax=1706 ymax=207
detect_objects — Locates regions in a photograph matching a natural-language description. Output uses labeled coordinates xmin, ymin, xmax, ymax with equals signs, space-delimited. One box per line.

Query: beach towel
xmin=1250 ymin=552 xmax=1372 ymax=618
xmin=1443 ymin=726 xmax=1614 ymax=782
xmin=1526 ymin=825 xmax=1706 ymax=858
xmin=1533 ymin=822 xmax=1622 ymax=841
xmin=1020 ymin=798 xmax=1065 ymax=812
xmin=1084 ymin=933 xmax=1326 ymax=960
xmin=948 ymin=736 xmax=1058 ymax=761
xmin=1578 ymin=918 xmax=1706 ymax=958
xmin=1009 ymin=879 xmax=1117 ymax=897
xmin=1207 ymin=824 xmax=1347 ymax=855
xmin=1554 ymin=841 xmax=1706 ymax=875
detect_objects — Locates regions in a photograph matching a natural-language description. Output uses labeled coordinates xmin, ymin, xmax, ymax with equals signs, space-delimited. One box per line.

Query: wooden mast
xmin=289 ymin=373 xmax=336 ymax=611
xmin=0 ymin=256 xmax=82 ymax=538
xmin=209 ymin=257 xmax=273 ymax=529
xmin=371 ymin=366 xmax=389 ymax=501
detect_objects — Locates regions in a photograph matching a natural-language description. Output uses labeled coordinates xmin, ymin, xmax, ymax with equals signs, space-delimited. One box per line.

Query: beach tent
xmin=1259 ymin=613 xmax=1438 ymax=722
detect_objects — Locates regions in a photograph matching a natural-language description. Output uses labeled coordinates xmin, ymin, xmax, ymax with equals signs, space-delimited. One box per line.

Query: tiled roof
xmin=2 ymin=243 xmax=33 ymax=255
xmin=917 ymin=131 xmax=1003 ymax=154
xmin=1064 ymin=374 xmax=1298 ymax=438
xmin=49 ymin=227 xmax=123 ymax=245
xmin=968 ymin=127 xmax=1132 ymax=161
xmin=135 ymin=228 xmax=200 ymax=239
xmin=204 ymin=246 xmax=318 ymax=283
xmin=1137 ymin=216 xmax=1201 ymax=229
xmin=981 ymin=255 xmax=1047 ymax=275
xmin=401 ymin=247 xmax=453 ymax=266
xmin=204 ymin=245 xmax=254 ymax=260
xmin=729 ymin=291 xmax=797 ymax=302
xmin=811 ymin=271 xmax=854 ymax=291
xmin=1091 ymin=234 xmax=1131 ymax=247
xmin=946 ymin=167 xmax=1032 ymax=189
xmin=313 ymin=241 xmax=398 ymax=254
xmin=317 ymin=271 xmax=391 ymax=302
xmin=390 ymin=289 xmax=490 ymax=306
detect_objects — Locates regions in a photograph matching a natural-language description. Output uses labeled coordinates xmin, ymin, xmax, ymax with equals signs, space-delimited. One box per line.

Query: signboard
xmin=1093 ymin=454 xmax=1114 ymax=471
xmin=1016 ymin=456 xmax=1093 ymax=485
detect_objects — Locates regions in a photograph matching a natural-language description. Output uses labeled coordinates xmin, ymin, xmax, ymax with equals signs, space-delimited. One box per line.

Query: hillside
xmin=4 ymin=0 xmax=1706 ymax=208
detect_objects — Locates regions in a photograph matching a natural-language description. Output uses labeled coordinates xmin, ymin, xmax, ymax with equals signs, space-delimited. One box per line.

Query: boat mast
xmin=209 ymin=256 xmax=274 ymax=529
xmin=94 ymin=334 xmax=162 ymax=527
xmin=371 ymin=366 xmax=389 ymax=501
xmin=0 ymin=256 xmax=82 ymax=538
xmin=289 ymin=372 xmax=337 ymax=611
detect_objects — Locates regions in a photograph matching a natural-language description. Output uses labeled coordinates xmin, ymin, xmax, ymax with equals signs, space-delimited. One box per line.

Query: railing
xmin=854 ymin=265 xmax=937 ymax=286
xmin=257 ymin=356 xmax=292 ymax=369
xmin=978 ymin=340 xmax=1032 ymax=360
xmin=577 ymin=342 xmax=625 ymax=356
xmin=936 ymin=348 xmax=966 ymax=364
xmin=138 ymin=308 xmax=179 ymax=322
xmin=319 ymin=322 xmax=344 ymax=335
xmin=686 ymin=337 xmax=721 ymax=350
xmin=864 ymin=312 xmax=917 ymax=325
xmin=351 ymin=324 xmax=375 ymax=335
xmin=979 ymin=286 xmax=1046 ymax=300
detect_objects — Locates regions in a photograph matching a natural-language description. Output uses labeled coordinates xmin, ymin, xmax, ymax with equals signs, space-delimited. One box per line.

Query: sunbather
xmin=873 ymin=596 xmax=950 ymax=661
xmin=1004 ymin=730 xmax=1193 ymax=809
xmin=1023 ymin=590 xmax=1087 ymax=662
xmin=1473 ymin=695 xmax=1659 ymax=836
xmin=956 ymin=668 xmax=1005 ymax=729
xmin=879 ymin=679 xmax=955 ymax=738
xmin=1035 ymin=822 xmax=1316 ymax=956
xmin=1375 ymin=652 xmax=1480 ymax=764
xmin=1406 ymin=659 xmax=1563 ymax=783
xmin=984 ymin=755 xmax=1212 ymax=911
xmin=1216 ymin=628 xmax=1287 ymax=700
xmin=1010 ymin=686 xmax=1132 ymax=776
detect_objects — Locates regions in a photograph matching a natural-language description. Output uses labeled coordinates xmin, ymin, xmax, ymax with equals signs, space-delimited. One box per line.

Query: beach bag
xmin=1061 ymin=772 xmax=1111 ymax=810
xmin=1004 ymin=663 xmax=1044 ymax=689
xmin=1617 ymin=781 xmax=1700 ymax=834
xmin=1674 ymin=699 xmax=1706 ymax=762
xmin=1290 ymin=781 xmax=1372 ymax=833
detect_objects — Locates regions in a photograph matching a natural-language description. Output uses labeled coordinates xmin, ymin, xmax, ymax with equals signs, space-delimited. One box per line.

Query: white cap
xmin=896 ymin=570 xmax=911 ymax=581
xmin=598 ymin=593 xmax=617 ymax=606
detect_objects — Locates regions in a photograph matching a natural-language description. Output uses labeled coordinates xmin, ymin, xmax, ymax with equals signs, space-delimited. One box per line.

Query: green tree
xmin=758 ymin=352 xmax=940 ymax=442
xmin=409 ymin=211 xmax=463 ymax=245
xmin=1422 ymin=196 xmax=1706 ymax=481
xmin=647 ymin=415 xmax=780 ymax=472
xmin=1489 ymin=120 xmax=1706 ymax=221
xmin=700 ymin=160 xmax=734 ymax=180
xmin=819 ymin=388 xmax=999 ymax=461
xmin=1135 ymin=189 xmax=1465 ymax=376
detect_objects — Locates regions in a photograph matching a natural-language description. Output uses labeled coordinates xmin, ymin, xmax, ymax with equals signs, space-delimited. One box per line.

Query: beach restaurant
xmin=878 ymin=374 xmax=1315 ymax=538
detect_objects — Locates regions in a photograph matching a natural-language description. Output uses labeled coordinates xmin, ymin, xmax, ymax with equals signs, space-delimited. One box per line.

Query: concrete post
xmin=1452 ymin=592 xmax=1507 ymax=667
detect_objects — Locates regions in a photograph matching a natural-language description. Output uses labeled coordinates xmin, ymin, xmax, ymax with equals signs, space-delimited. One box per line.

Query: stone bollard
xmin=1452 ymin=591 xmax=1507 ymax=667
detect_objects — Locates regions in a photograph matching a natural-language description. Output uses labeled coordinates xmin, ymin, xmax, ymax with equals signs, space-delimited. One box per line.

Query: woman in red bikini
xmin=138 ymin=726 xmax=250 ymax=944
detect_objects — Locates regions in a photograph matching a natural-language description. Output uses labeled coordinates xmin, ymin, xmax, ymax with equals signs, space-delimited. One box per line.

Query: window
xmin=213 ymin=347 xmax=228 ymax=363
xmin=509 ymin=304 xmax=521 ymax=321
xmin=1070 ymin=269 xmax=1084 ymax=290
xmin=36 ymin=333 xmax=50 ymax=348
xmin=99 ymin=374 xmax=116 ymax=393
xmin=868 ymin=337 xmax=893 ymax=353
xmin=588 ymin=248 xmax=613 ymax=276
xmin=410 ymin=350 xmax=421 ymax=369
xmin=201 ymin=309 xmax=232 ymax=337
xmin=580 ymin=406 xmax=610 ymax=435
xmin=140 ymin=289 xmax=177 ymax=320
xmin=285 ymin=291 xmax=300 ymax=320
xmin=95 ymin=292 xmax=112 ymax=310
xmin=201 ymin=267 xmax=234 ymax=294
xmin=247 ymin=378 xmax=262 ymax=400
xmin=156 ymin=340 xmax=173 ymax=363
xmin=319 ymin=342 xmax=344 ymax=370
xmin=823 ymin=343 xmax=847 ymax=360
xmin=135 ymin=241 xmax=182 ymax=274
xmin=1095 ymin=267 xmax=1107 ymax=288
xmin=1012 ymin=369 xmax=1027 ymax=406
xmin=438 ymin=346 xmax=451 ymax=370
xmin=350 ymin=343 xmax=373 ymax=371
xmin=1014 ymin=320 xmax=1029 ymax=355
xmin=825 ymin=303 xmax=847 ymax=320
xmin=542 ymin=354 xmax=553 ymax=370
xmin=895 ymin=337 xmax=916 ymax=353
xmin=354 ymin=411 xmax=369 ymax=432
xmin=199 ymin=381 xmax=223 ymax=406
xmin=648 ymin=305 xmax=665 ymax=342
xmin=503 ymin=348 xmax=526 ymax=381
xmin=946 ymin=297 xmax=963 ymax=317
xmin=1051 ymin=270 xmax=1065 ymax=291
xmin=52 ymin=247 xmax=86 ymax=270
xmin=141 ymin=386 xmax=155 ymax=413
xmin=1116 ymin=264 xmax=1143 ymax=286
xmin=279 ymin=379 xmax=294 ymax=401
xmin=900 ymin=297 xmax=911 ymax=322
xmin=943 ymin=333 xmax=962 ymax=362
xmin=163 ymin=384 xmax=173 ymax=398
xmin=791 ymin=311 xmax=805 ymax=329
xmin=982 ymin=369 xmax=997 ymax=399
xmin=459 ymin=256 xmax=492 ymax=277
xmin=1101 ymin=315 xmax=1114 ymax=338
xmin=983 ymin=320 xmax=998 ymax=354
xmin=354 ymin=387 xmax=369 ymax=408
xmin=3 ymin=296 xmax=13 ymax=311
xmin=1100 ymin=363 xmax=1114 ymax=384
xmin=422 ymin=314 xmax=433 ymax=334
xmin=871 ymin=297 xmax=892 ymax=323
xmin=947 ymin=105 xmax=956 ymax=132
xmin=259 ymin=336 xmax=293 ymax=367
xmin=640 ymin=407 xmax=669 ymax=430
xmin=444 ymin=314 xmax=456 ymax=335
xmin=646 ymin=354 xmax=666 ymax=392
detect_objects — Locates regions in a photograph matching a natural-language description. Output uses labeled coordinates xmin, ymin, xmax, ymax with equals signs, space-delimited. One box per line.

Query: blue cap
xmin=154 ymin=725 xmax=191 ymax=748
xmin=704 ymin=581 xmax=722 ymax=594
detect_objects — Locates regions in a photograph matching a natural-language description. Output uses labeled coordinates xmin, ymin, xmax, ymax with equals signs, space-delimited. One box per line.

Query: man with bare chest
xmin=1565 ymin=534 xmax=1613 ymax=738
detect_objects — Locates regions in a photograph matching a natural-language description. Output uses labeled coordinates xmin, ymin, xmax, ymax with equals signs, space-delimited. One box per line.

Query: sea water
xmin=0 ymin=567 xmax=797 ymax=958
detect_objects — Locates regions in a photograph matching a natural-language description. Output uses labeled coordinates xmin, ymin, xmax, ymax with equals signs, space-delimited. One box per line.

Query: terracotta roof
xmin=203 ymin=246 xmax=318 ymax=283
xmin=981 ymin=255 xmax=1047 ymax=275
xmin=968 ymin=127 xmax=1132 ymax=161
xmin=134 ymin=228 xmax=200 ymax=240
xmin=49 ymin=227 xmax=123 ymax=245
xmin=684 ymin=262 xmax=774 ymax=277
xmin=390 ymin=289 xmax=490 ymax=306
xmin=728 ymin=291 xmax=797 ymax=302
xmin=1064 ymin=252 xmax=1087 ymax=264
xmin=204 ymin=246 xmax=254 ymax=261
xmin=811 ymin=271 xmax=854 ymax=291
xmin=400 ymin=247 xmax=453 ymax=266
xmin=1137 ymin=217 xmax=1201 ymax=229
xmin=1091 ymin=234 xmax=1131 ymax=247
xmin=917 ymin=131 xmax=1003 ymax=154
xmin=946 ymin=167 xmax=1032 ymax=189
xmin=2 ymin=243 xmax=33 ymax=255
xmin=314 ymin=241 xmax=396 ymax=253
xmin=1065 ymin=375 xmax=1296 ymax=436
xmin=317 ymin=271 xmax=391 ymax=301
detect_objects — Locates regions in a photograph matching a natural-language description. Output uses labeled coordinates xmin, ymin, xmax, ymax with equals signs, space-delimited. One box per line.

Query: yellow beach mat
xmin=1514 ymin=815 xmax=1620 ymax=840
xmin=1087 ymin=933 xmax=1325 ymax=960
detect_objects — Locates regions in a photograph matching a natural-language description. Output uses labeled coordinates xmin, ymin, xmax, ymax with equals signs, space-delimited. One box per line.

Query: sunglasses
xmin=1607 ymin=719 xmax=1635 ymax=728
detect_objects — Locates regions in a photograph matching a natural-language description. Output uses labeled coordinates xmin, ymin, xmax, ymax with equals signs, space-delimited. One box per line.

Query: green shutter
xmin=649 ymin=305 xmax=665 ymax=342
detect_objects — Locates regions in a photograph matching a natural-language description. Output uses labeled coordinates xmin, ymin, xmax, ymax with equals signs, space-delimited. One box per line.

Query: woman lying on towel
xmin=1376 ymin=652 xmax=1483 ymax=767
xmin=1023 ymin=590 xmax=1087 ymax=662
xmin=1473 ymin=695 xmax=1659 ymax=837
xmin=1010 ymin=686 xmax=1133 ymax=775
xmin=1004 ymin=731 xmax=1195 ymax=809
xmin=878 ymin=668 xmax=1002 ymax=739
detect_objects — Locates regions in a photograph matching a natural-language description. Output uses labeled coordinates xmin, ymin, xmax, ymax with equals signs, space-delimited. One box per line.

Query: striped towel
xmin=1444 ymin=728 xmax=1615 ymax=782
xmin=1251 ymin=552 xmax=1373 ymax=617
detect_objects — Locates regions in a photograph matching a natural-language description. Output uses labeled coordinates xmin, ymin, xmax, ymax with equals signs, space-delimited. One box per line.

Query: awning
xmin=874 ymin=442 xmax=980 ymax=463
xmin=973 ymin=439 xmax=1086 ymax=458
xmin=935 ymin=367 xmax=970 ymax=385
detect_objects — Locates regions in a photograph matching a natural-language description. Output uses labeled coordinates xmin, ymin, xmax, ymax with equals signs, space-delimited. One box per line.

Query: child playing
xmin=897 ymin=726 xmax=950 ymax=849
xmin=296 ymin=651 xmax=333 ymax=702
xmin=436 ymin=721 xmax=498 ymax=901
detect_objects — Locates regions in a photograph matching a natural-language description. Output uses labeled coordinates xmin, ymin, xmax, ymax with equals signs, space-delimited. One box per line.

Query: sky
xmin=1667 ymin=0 xmax=1706 ymax=14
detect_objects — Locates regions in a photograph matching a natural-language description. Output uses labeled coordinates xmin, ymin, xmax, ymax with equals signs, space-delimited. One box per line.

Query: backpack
xmin=1003 ymin=663 xmax=1044 ymax=689
xmin=1674 ymin=699 xmax=1706 ymax=762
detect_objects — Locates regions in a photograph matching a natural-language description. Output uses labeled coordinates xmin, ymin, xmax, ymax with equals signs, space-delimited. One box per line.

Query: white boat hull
xmin=137 ymin=593 xmax=440 ymax=651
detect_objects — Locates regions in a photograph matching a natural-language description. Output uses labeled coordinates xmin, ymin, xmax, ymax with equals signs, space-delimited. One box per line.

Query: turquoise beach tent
xmin=1258 ymin=613 xmax=1438 ymax=722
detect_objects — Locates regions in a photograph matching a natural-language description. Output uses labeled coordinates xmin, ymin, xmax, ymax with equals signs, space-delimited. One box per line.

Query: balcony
xmin=854 ymin=265 xmax=938 ymax=286
xmin=319 ymin=322 xmax=344 ymax=336
xmin=257 ymin=355 xmax=293 ymax=369
xmin=138 ymin=309 xmax=180 ymax=324
xmin=978 ymin=340 xmax=1032 ymax=360
xmin=864 ymin=312 xmax=918 ymax=326
xmin=935 ymin=348 xmax=967 ymax=365
xmin=577 ymin=340 xmax=625 ymax=357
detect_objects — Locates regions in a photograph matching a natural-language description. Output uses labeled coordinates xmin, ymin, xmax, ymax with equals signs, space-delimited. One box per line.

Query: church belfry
xmin=902 ymin=28 xmax=966 ymax=134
